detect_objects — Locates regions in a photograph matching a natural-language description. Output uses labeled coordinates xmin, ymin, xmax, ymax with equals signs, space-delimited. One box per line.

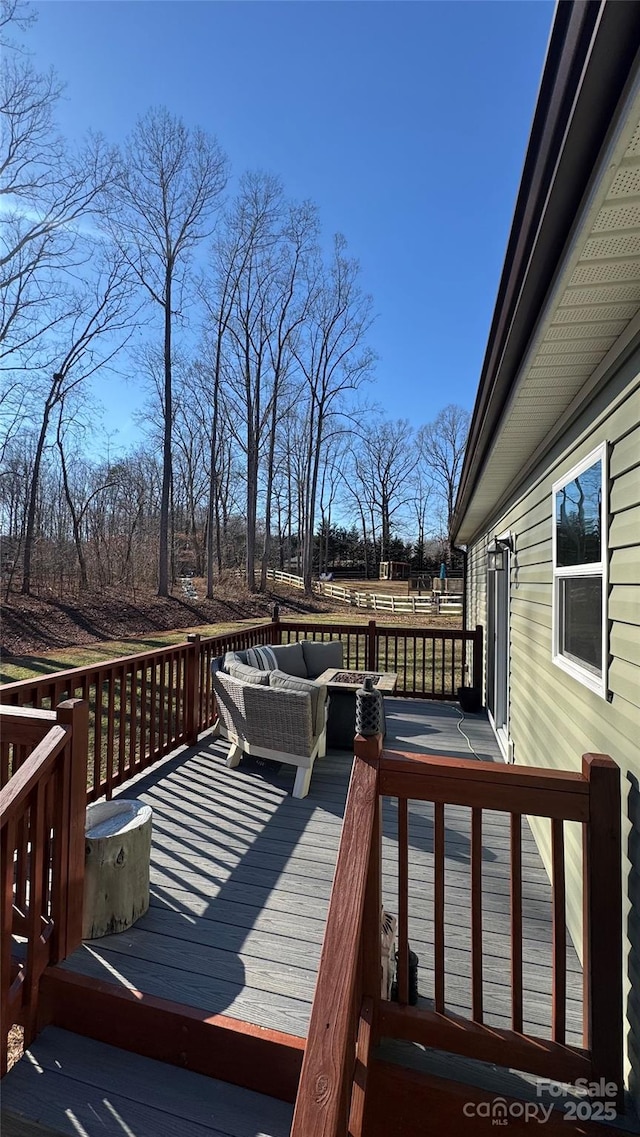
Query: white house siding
xmin=464 ymin=348 xmax=640 ymax=1095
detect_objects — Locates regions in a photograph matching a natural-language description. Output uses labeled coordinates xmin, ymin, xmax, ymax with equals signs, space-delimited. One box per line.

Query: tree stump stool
xmin=83 ymin=800 xmax=153 ymax=940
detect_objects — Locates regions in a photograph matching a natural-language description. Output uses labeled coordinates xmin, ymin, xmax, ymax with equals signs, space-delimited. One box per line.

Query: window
xmin=552 ymin=444 xmax=607 ymax=696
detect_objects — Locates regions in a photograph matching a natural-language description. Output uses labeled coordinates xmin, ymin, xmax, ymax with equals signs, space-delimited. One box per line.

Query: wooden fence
xmin=292 ymin=737 xmax=623 ymax=1135
xmin=265 ymin=568 xmax=463 ymax=616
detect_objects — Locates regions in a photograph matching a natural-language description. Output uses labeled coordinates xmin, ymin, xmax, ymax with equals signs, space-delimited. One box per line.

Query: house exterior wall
xmin=464 ymin=346 xmax=640 ymax=1095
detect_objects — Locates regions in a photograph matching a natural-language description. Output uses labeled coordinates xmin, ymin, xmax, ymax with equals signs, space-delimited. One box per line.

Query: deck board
xmin=62 ymin=698 xmax=583 ymax=1046
xmin=1 ymin=1027 xmax=293 ymax=1137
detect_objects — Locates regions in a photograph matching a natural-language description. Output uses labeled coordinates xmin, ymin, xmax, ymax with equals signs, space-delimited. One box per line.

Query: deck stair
xmin=1 ymin=1027 xmax=294 ymax=1137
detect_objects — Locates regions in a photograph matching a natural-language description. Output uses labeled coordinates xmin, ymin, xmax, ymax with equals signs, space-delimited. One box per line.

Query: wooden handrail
xmin=291 ymin=734 xmax=382 ymax=1137
xmin=379 ymin=746 xmax=623 ymax=1106
xmin=380 ymin=749 xmax=589 ymax=821
xmin=0 ymin=706 xmax=57 ymax=724
xmin=0 ymin=726 xmax=69 ymax=828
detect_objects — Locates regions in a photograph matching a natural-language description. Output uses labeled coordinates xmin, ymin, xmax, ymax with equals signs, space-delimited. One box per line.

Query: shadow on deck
xmin=58 ymin=698 xmax=582 ymax=1046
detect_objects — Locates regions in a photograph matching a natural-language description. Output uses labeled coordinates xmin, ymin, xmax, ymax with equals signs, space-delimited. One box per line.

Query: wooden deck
xmin=59 ymin=698 xmax=582 ymax=1049
xmin=2 ymin=1027 xmax=294 ymax=1137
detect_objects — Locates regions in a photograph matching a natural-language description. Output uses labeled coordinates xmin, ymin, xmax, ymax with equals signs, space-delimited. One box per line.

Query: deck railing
xmin=293 ymin=738 xmax=624 ymax=1133
xmin=1 ymin=618 xmax=482 ymax=802
xmin=0 ymin=700 xmax=87 ymax=1074
xmin=1 ymin=623 xmax=273 ymax=802
xmin=291 ymin=735 xmax=382 ymax=1137
xmin=274 ymin=619 xmax=482 ymax=701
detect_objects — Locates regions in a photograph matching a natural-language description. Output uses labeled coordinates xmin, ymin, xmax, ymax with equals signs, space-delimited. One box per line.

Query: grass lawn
xmin=1 ymin=619 xmax=275 ymax=684
xmin=2 ymin=611 xmax=463 ymax=686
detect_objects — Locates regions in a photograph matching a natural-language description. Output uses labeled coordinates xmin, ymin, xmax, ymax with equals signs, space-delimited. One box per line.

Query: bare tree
xmin=20 ymin=253 xmax=134 ymax=594
xmin=106 ymin=107 xmax=228 ymax=595
xmin=349 ymin=418 xmax=414 ymax=564
xmin=294 ymin=234 xmax=375 ymax=593
xmin=0 ymin=4 xmax=117 ymax=358
xmin=417 ymin=404 xmax=470 ymax=552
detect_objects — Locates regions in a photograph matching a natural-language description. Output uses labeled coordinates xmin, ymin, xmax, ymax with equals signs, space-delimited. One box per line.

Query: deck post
xmin=55 ymin=698 xmax=89 ymax=957
xmin=366 ymin=621 xmax=377 ymax=672
xmin=185 ymin=634 xmax=201 ymax=744
xmin=582 ymin=753 xmax=623 ymax=1109
xmin=270 ymin=606 xmax=282 ymax=645
xmin=472 ymin=624 xmax=483 ymax=703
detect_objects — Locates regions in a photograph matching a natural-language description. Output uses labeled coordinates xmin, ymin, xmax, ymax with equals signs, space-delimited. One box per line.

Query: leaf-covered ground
xmin=2 ymin=579 xmax=461 ymax=684
xmin=1 ymin=581 xmax=328 ymax=664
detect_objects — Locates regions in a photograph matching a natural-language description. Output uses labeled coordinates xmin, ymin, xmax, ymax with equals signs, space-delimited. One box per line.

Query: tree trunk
xmin=56 ymin=421 xmax=89 ymax=590
xmin=21 ymin=401 xmax=52 ymax=596
xmin=83 ymin=800 xmax=152 ymax=939
xmin=158 ymin=271 xmax=173 ymax=597
xmin=260 ymin=378 xmax=280 ymax=593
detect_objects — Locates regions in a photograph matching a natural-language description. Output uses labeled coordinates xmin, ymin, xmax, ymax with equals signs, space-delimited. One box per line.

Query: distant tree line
xmin=0 ymin=2 xmax=470 ymax=600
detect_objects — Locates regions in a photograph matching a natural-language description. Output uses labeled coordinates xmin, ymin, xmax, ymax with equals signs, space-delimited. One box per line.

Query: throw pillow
xmin=301 ymin=639 xmax=343 ymax=679
xmin=246 ymin=645 xmax=278 ymax=671
xmin=270 ymin=641 xmax=308 ymax=678
xmin=227 ymin=660 xmax=269 ymax=685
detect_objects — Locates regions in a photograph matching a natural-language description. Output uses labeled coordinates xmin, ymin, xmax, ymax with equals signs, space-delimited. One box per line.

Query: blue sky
xmin=27 ymin=0 xmax=554 ymax=450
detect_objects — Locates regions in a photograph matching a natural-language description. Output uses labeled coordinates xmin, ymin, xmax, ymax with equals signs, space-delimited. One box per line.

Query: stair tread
xmin=1 ymin=1027 xmax=293 ymax=1137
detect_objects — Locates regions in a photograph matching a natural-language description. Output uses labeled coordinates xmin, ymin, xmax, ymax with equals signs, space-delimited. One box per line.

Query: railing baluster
xmin=431 ymin=634 xmax=436 ymax=695
xmin=159 ymin=659 xmax=166 ymax=754
xmin=397 ymin=796 xmax=409 ymax=1005
xmin=106 ymin=672 xmax=115 ymax=800
xmin=139 ymin=663 xmax=147 ymax=769
xmin=434 ymin=800 xmax=445 ymax=1013
xmin=24 ymin=780 xmax=45 ymax=1044
xmin=118 ymin=664 xmax=127 ymax=785
xmin=552 ymin=817 xmax=566 ymax=1044
xmin=511 ymin=812 xmax=523 ymax=1033
xmin=42 ymin=773 xmax=55 ymax=919
xmin=0 ymin=817 xmax=16 ymax=1076
xmin=167 ymin=653 xmax=174 ymax=744
xmin=0 ymin=741 xmax=9 ymax=789
xmin=93 ymin=673 xmax=103 ymax=797
xmin=471 ymin=806 xmax=483 ymax=1023
xmin=50 ymin=740 xmax=71 ymax=963
xmin=150 ymin=662 xmax=157 ymax=760
xmin=14 ymin=813 xmax=27 ymax=914
xmin=128 ymin=664 xmax=137 ymax=777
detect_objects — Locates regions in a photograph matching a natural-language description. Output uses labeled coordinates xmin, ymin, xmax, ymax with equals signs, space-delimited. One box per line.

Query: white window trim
xmin=551 ymin=443 xmax=608 ymax=698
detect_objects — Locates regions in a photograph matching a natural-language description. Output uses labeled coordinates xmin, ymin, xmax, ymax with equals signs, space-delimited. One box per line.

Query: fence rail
xmin=265 ymin=568 xmax=463 ymax=615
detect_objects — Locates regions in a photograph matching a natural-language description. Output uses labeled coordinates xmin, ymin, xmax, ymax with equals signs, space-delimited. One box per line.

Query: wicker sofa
xmin=211 ymin=639 xmax=344 ymax=798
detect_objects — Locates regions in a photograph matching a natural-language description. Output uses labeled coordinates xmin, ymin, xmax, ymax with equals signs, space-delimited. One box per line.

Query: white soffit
xmin=459 ymin=83 xmax=640 ymax=543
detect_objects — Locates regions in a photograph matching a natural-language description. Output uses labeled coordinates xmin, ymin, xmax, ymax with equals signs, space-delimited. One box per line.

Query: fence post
xmin=186 ymin=634 xmax=201 ymax=744
xmin=472 ymin=624 xmax=483 ymax=700
xmin=582 ymin=753 xmax=623 ymax=1109
xmin=366 ymin=620 xmax=377 ymax=672
xmin=56 ymin=698 xmax=89 ymax=956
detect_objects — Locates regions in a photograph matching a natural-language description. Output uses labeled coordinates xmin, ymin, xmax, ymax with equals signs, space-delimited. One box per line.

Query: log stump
xmin=83 ymin=800 xmax=153 ymax=940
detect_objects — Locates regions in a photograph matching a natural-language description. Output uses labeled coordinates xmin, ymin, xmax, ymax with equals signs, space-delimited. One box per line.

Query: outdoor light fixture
xmin=488 ymin=535 xmax=513 ymax=572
